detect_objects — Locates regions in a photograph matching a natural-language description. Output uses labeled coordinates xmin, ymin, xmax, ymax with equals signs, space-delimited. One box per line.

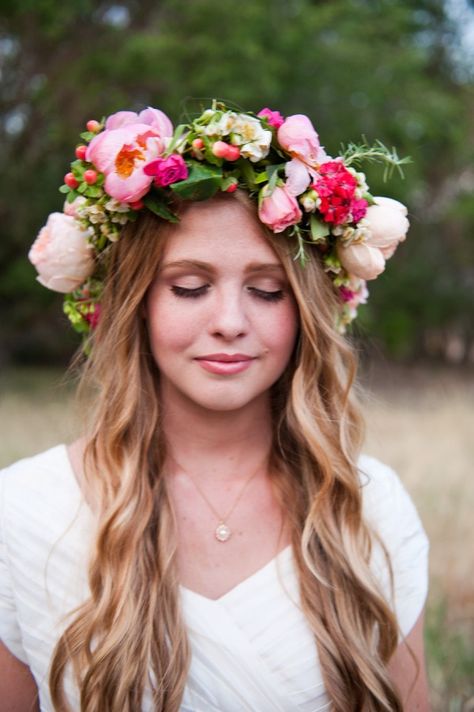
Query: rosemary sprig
xmin=340 ymin=137 xmax=411 ymax=181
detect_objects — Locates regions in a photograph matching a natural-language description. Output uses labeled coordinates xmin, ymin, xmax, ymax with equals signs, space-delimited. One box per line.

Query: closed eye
xmin=170 ymin=284 xmax=208 ymax=298
xmin=247 ymin=287 xmax=285 ymax=303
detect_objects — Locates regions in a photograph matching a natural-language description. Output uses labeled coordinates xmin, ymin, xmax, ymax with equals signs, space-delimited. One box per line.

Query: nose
xmin=208 ymin=286 xmax=249 ymax=341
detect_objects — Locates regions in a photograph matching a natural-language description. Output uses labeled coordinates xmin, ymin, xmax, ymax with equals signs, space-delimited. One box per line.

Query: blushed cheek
xmin=147 ymin=300 xmax=200 ymax=355
xmin=266 ymin=306 xmax=299 ymax=361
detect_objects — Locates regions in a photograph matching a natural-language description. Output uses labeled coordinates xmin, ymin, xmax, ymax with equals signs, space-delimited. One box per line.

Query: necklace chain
xmin=176 ymin=456 xmax=267 ymax=542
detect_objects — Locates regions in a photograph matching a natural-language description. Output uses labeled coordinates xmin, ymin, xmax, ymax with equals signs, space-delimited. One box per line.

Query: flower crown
xmin=29 ymin=100 xmax=410 ymax=336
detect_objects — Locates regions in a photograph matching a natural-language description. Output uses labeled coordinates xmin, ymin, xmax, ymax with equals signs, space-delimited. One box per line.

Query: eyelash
xmin=170 ymin=285 xmax=285 ymax=303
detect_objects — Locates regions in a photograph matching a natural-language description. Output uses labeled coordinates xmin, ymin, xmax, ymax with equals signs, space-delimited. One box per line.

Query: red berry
xmin=225 ymin=145 xmax=240 ymax=161
xmin=86 ymin=120 xmax=101 ymax=133
xmin=83 ymin=169 xmax=98 ymax=185
xmin=212 ymin=141 xmax=230 ymax=159
xmin=129 ymin=200 xmax=144 ymax=210
xmin=225 ymin=182 xmax=238 ymax=193
xmin=75 ymin=145 xmax=87 ymax=160
xmin=64 ymin=172 xmax=79 ymax=189
xmin=192 ymin=138 xmax=204 ymax=150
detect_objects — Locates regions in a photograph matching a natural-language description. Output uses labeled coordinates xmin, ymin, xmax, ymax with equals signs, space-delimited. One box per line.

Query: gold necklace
xmin=178 ymin=458 xmax=267 ymax=542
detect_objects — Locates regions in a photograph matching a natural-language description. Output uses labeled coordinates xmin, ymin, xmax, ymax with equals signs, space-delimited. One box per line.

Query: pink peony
xmin=279 ymin=115 xmax=330 ymax=198
xmin=29 ymin=213 xmax=95 ymax=293
xmin=86 ymin=121 xmax=172 ymax=202
xmin=277 ymin=114 xmax=327 ymax=166
xmin=257 ymin=108 xmax=285 ymax=129
xmin=258 ymin=184 xmax=302 ymax=233
xmin=105 ymin=107 xmax=174 ymax=137
xmin=144 ymin=154 xmax=188 ymax=187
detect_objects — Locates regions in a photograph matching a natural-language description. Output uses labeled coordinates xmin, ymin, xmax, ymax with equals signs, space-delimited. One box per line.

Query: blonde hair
xmin=49 ymin=194 xmax=402 ymax=711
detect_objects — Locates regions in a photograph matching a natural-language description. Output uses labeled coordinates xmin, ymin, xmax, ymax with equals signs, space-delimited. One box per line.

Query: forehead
xmin=161 ymin=198 xmax=282 ymax=268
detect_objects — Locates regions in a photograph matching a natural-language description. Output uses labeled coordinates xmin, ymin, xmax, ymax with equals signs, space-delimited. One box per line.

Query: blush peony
xmin=364 ymin=197 xmax=409 ymax=258
xmin=337 ymin=196 xmax=409 ymax=280
xmin=28 ymin=213 xmax=95 ymax=293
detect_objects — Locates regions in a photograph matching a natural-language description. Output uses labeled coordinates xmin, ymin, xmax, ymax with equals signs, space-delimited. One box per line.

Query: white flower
xmin=63 ymin=196 xmax=87 ymax=219
xmin=105 ymin=198 xmax=130 ymax=213
xmin=230 ymin=114 xmax=272 ymax=162
xmin=28 ymin=212 xmax=95 ymax=293
xmin=205 ymin=111 xmax=237 ymax=137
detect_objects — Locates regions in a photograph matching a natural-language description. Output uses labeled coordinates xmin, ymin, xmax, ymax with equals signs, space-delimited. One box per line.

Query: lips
xmin=195 ymin=353 xmax=255 ymax=375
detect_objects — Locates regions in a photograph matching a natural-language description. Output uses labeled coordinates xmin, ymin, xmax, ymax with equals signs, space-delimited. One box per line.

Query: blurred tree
xmin=1 ymin=0 xmax=473 ymax=363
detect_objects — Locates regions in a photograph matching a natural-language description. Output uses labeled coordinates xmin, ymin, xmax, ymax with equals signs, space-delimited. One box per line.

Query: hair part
xmin=50 ymin=194 xmax=402 ymax=711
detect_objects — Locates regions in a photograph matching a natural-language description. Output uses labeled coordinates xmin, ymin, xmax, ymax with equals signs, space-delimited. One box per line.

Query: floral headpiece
xmin=29 ymin=100 xmax=410 ymax=335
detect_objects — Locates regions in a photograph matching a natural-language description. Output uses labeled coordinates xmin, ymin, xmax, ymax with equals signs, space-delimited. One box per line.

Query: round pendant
xmin=215 ymin=523 xmax=231 ymax=542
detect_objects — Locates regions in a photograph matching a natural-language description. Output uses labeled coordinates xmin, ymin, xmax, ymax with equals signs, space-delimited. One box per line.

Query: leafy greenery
xmin=1 ymin=0 xmax=473 ymax=363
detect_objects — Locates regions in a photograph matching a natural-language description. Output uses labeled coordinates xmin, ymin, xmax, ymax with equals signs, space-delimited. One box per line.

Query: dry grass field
xmin=1 ymin=364 xmax=473 ymax=710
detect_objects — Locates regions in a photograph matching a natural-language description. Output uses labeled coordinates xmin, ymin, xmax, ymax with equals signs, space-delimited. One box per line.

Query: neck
xmin=161 ymin=390 xmax=273 ymax=483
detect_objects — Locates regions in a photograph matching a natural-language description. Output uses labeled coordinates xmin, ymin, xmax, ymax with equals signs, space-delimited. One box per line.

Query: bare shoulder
xmin=0 ymin=641 xmax=40 ymax=712
xmin=388 ymin=609 xmax=431 ymax=711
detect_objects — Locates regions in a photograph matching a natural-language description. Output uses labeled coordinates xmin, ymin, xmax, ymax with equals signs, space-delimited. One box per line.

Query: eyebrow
xmin=160 ymin=259 xmax=285 ymax=275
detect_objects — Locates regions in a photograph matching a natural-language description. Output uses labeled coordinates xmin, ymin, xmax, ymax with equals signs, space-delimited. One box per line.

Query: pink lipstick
xmin=195 ymin=353 xmax=255 ymax=375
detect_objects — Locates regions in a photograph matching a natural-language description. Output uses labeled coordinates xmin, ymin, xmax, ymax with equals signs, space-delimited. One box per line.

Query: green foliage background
xmin=1 ymin=0 xmax=473 ymax=363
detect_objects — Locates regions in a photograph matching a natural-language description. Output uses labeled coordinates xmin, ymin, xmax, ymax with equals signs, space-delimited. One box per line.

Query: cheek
xmin=260 ymin=301 xmax=299 ymax=357
xmin=146 ymin=292 xmax=198 ymax=355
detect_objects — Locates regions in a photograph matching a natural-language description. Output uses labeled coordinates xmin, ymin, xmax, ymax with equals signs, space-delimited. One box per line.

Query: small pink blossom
xmin=258 ymin=184 xmax=302 ymax=233
xmin=143 ymin=154 xmax=188 ymax=187
xmin=29 ymin=213 xmax=94 ymax=293
xmin=257 ymin=108 xmax=285 ymax=129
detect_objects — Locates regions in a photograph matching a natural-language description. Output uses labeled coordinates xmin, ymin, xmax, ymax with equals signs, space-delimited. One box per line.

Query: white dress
xmin=0 ymin=445 xmax=429 ymax=712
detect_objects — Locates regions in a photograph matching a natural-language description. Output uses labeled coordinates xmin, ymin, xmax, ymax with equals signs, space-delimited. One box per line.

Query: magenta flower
xmin=143 ymin=154 xmax=189 ymax=187
xmin=257 ymin=108 xmax=285 ymax=129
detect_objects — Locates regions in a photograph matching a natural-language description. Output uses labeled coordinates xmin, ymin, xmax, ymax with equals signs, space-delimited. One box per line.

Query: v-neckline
xmin=180 ymin=544 xmax=293 ymax=604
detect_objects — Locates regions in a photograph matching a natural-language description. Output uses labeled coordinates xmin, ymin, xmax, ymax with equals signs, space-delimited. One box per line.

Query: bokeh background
xmin=1 ymin=1 xmax=473 ymax=708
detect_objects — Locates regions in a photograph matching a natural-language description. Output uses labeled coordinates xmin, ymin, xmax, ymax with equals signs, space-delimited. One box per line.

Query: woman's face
xmin=146 ymin=197 xmax=299 ymax=414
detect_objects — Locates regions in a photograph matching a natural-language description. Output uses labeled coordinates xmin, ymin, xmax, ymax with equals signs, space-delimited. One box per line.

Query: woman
xmin=0 ymin=102 xmax=429 ymax=711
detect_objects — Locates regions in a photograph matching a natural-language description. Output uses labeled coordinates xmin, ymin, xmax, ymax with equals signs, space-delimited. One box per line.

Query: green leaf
xmin=143 ymin=194 xmax=179 ymax=222
xmin=310 ymin=215 xmax=330 ymax=242
xmin=83 ymin=186 xmax=102 ymax=198
xmin=66 ymin=190 xmax=80 ymax=203
xmin=254 ymin=171 xmax=268 ymax=185
xmin=80 ymin=131 xmax=96 ymax=142
xmin=237 ymin=158 xmax=257 ymax=190
xmin=165 ymin=123 xmax=189 ymax=155
xmin=77 ymin=182 xmax=88 ymax=194
xmin=170 ymin=160 xmax=222 ymax=201
xmin=59 ymin=185 xmax=70 ymax=194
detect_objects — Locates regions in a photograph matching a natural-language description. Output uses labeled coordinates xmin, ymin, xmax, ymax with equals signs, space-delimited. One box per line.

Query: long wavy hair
xmin=49 ymin=193 xmax=402 ymax=711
